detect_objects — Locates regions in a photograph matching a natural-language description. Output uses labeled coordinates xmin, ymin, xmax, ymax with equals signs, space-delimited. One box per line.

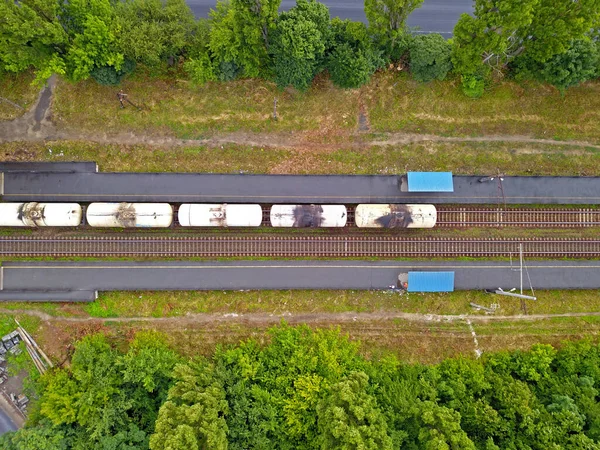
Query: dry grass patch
xmin=47 ymin=70 xmax=600 ymax=144
xmin=2 ymin=140 xmax=600 ymax=176
xmin=364 ymin=72 xmax=600 ymax=143
xmin=52 ymin=75 xmax=358 ymax=138
xmin=0 ymin=71 xmax=39 ymax=120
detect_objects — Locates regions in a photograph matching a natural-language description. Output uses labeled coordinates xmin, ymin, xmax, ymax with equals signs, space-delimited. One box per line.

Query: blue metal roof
xmin=407 ymin=172 xmax=454 ymax=192
xmin=407 ymin=271 xmax=455 ymax=292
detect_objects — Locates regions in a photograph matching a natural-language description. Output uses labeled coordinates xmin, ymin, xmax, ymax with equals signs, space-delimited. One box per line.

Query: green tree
xmin=115 ymin=0 xmax=196 ymax=69
xmin=0 ymin=0 xmax=68 ymax=83
xmin=317 ymin=371 xmax=393 ymax=450
xmin=451 ymin=0 xmax=600 ymax=94
xmin=416 ymin=401 xmax=477 ymax=449
xmin=61 ymin=0 xmax=124 ymax=82
xmin=409 ymin=33 xmax=452 ymax=82
xmin=150 ymin=362 xmax=228 ymax=450
xmin=513 ymin=39 xmax=600 ymax=92
xmin=270 ymin=0 xmax=330 ymax=90
xmin=208 ymin=0 xmax=280 ymax=79
xmin=364 ymin=0 xmax=423 ymax=61
xmin=326 ymin=18 xmax=383 ymax=88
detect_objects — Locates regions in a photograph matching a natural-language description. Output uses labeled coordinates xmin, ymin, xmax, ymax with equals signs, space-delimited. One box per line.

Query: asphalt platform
xmin=1 ymin=260 xmax=599 ymax=301
xmin=2 ymin=172 xmax=600 ymax=204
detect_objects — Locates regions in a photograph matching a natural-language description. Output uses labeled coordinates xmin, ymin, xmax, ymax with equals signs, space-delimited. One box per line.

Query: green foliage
xmin=0 ymin=0 xmax=68 ymax=84
xmin=150 ymin=361 xmax=228 ymax=450
xmin=271 ymin=0 xmax=331 ymax=90
xmin=208 ymin=0 xmax=280 ymax=79
xmin=461 ymin=74 xmax=485 ymax=98
xmin=9 ymin=332 xmax=181 ymax=449
xmin=451 ymin=0 xmax=600 ymax=96
xmin=10 ymin=327 xmax=600 ymax=449
xmin=91 ymin=59 xmax=136 ymax=86
xmin=326 ymin=18 xmax=383 ymax=89
xmin=364 ymin=0 xmax=423 ymax=61
xmin=115 ymin=0 xmax=196 ymax=69
xmin=184 ymin=54 xmax=217 ymax=84
xmin=409 ymin=33 xmax=452 ymax=82
xmin=317 ymin=371 xmax=393 ymax=449
xmin=62 ymin=0 xmax=124 ymax=82
xmin=513 ymin=39 xmax=600 ymax=92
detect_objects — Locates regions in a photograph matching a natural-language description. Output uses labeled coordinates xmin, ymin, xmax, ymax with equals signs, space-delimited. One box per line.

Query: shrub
xmin=409 ymin=33 xmax=452 ymax=82
xmin=461 ymin=74 xmax=485 ymax=98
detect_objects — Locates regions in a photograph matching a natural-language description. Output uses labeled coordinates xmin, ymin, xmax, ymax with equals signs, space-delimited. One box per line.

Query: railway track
xmin=434 ymin=206 xmax=600 ymax=227
xmin=2 ymin=236 xmax=600 ymax=258
xmin=260 ymin=206 xmax=600 ymax=228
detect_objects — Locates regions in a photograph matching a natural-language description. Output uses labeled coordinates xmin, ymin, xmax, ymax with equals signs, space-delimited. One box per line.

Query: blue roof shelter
xmin=407 ymin=271 xmax=455 ymax=292
xmin=407 ymin=172 xmax=454 ymax=192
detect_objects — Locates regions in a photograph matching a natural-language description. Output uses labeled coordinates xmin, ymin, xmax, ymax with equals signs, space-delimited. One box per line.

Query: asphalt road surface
xmin=2 ymin=261 xmax=600 ymax=295
xmin=185 ymin=0 xmax=473 ymax=34
xmin=0 ymin=408 xmax=17 ymax=434
xmin=4 ymin=173 xmax=600 ymax=204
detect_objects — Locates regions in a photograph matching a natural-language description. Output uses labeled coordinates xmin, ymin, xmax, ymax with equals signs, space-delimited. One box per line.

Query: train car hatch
xmin=405 ymin=172 xmax=454 ymax=192
xmin=401 ymin=271 xmax=455 ymax=292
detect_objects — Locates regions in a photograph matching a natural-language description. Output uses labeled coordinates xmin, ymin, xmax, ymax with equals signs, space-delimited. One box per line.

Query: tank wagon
xmin=0 ymin=202 xmax=437 ymax=229
xmin=86 ymin=203 xmax=173 ymax=228
xmin=0 ymin=202 xmax=82 ymax=227
xmin=355 ymin=204 xmax=437 ymax=228
xmin=178 ymin=204 xmax=262 ymax=227
xmin=270 ymin=205 xmax=348 ymax=228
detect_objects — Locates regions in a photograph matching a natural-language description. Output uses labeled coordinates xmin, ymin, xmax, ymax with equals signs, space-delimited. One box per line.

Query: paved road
xmin=4 ymin=173 xmax=600 ymax=204
xmin=185 ymin=0 xmax=473 ymax=34
xmin=0 ymin=408 xmax=17 ymax=434
xmin=2 ymin=261 xmax=600 ymax=296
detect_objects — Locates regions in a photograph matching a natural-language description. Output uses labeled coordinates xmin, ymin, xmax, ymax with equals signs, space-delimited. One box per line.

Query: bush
xmin=326 ymin=18 xmax=383 ymax=88
xmin=461 ymin=74 xmax=485 ymax=98
xmin=184 ymin=54 xmax=217 ymax=84
xmin=512 ymin=39 xmax=599 ymax=93
xmin=90 ymin=60 xmax=136 ymax=86
xmin=409 ymin=33 xmax=452 ymax=82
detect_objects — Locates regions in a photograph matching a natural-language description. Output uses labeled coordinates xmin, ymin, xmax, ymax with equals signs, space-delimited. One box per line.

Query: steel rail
xmin=2 ymin=235 xmax=600 ymax=258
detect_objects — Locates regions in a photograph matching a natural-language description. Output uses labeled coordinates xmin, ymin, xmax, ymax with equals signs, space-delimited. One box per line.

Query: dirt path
xmin=1 ymin=79 xmax=600 ymax=150
xmin=3 ymin=308 xmax=600 ymax=326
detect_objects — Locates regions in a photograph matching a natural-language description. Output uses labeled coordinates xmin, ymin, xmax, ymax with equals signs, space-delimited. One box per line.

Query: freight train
xmin=0 ymin=202 xmax=437 ymax=229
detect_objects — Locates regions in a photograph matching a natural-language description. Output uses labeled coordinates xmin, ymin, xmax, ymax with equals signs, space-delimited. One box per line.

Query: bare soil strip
xmin=3 ymin=308 xmax=600 ymax=325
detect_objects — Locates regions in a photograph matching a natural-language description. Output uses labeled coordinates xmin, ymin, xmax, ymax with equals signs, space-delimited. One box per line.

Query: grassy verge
xmin=0 ymin=71 xmax=38 ymax=120
xmin=52 ymin=74 xmax=358 ymax=138
xmin=365 ymin=73 xmax=600 ymax=143
xmin=2 ymin=140 xmax=600 ymax=176
xmin=49 ymin=72 xmax=600 ymax=143
xmin=26 ymin=314 xmax=600 ymax=364
xmin=0 ymin=288 xmax=595 ymax=319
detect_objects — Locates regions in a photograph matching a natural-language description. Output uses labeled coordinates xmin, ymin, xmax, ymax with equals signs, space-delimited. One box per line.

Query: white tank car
xmin=178 ymin=204 xmax=262 ymax=227
xmin=355 ymin=204 xmax=437 ymax=228
xmin=0 ymin=202 xmax=82 ymax=227
xmin=270 ymin=204 xmax=347 ymax=227
xmin=86 ymin=203 xmax=173 ymax=228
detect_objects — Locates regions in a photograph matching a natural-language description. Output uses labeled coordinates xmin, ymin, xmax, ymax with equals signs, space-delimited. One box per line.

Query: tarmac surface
xmin=1 ymin=261 xmax=599 ymax=298
xmin=0 ymin=408 xmax=17 ymax=434
xmin=2 ymin=172 xmax=600 ymax=204
xmin=185 ymin=0 xmax=473 ymax=35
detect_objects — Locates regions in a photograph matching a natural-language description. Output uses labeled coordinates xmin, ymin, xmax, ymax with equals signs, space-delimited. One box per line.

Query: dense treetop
xmin=2 ymin=324 xmax=600 ymax=449
xmin=1 ymin=0 xmax=599 ymax=95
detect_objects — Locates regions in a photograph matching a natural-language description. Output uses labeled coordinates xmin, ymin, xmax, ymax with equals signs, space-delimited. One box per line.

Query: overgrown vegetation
xmin=2 ymin=140 xmax=600 ymax=176
xmin=1 ymin=0 xmax=598 ymax=94
xmin=2 ymin=326 xmax=600 ymax=449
